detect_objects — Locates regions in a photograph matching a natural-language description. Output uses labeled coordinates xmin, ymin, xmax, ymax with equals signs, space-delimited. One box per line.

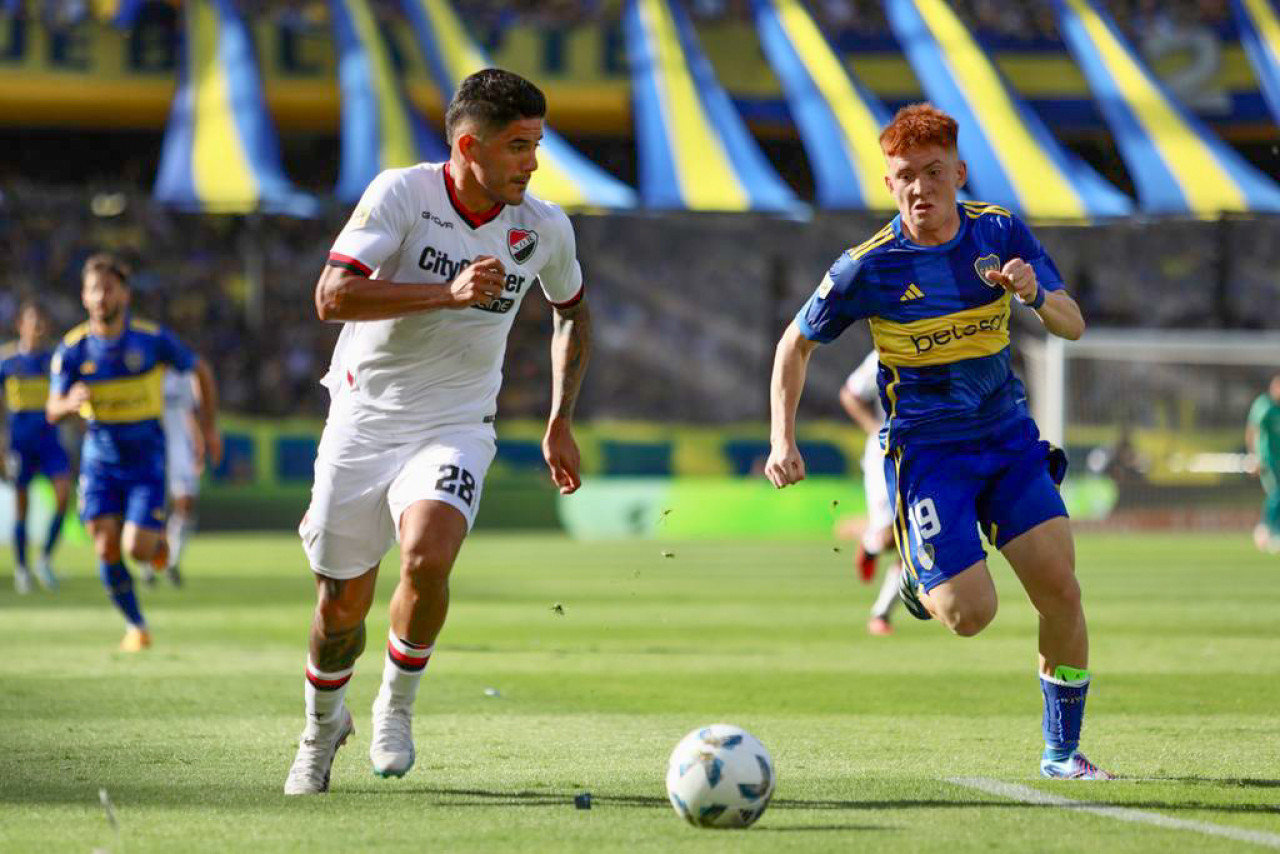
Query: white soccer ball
xmin=665 ymin=723 xmax=775 ymax=829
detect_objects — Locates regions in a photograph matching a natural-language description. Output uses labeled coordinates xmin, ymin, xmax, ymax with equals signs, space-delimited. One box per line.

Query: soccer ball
xmin=665 ymin=723 xmax=775 ymax=829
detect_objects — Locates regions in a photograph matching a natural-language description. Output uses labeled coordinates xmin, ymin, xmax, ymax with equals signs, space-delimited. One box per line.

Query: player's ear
xmin=457 ymin=132 xmax=480 ymax=163
xmin=955 ymin=159 xmax=967 ymax=189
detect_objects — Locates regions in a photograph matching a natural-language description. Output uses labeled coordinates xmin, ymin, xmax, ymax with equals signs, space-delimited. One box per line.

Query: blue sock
xmin=43 ymin=512 xmax=66 ymax=557
xmin=99 ymin=561 xmax=146 ymax=628
xmin=13 ymin=520 xmax=27 ymax=567
xmin=1041 ymin=668 xmax=1090 ymax=761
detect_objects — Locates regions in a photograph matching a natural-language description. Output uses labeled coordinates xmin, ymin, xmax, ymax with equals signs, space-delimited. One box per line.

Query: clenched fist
xmin=448 ymin=256 xmax=507 ymax=308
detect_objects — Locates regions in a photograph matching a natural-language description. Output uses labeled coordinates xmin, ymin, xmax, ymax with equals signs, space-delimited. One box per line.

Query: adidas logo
xmin=900 ymin=283 xmax=925 ymax=302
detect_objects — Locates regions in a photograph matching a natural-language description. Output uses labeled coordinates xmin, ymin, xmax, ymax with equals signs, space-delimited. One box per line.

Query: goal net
xmin=1020 ymin=329 xmax=1280 ymax=530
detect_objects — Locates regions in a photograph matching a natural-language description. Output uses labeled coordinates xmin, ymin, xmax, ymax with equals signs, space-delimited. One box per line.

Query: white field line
xmin=948 ymin=777 xmax=1280 ymax=850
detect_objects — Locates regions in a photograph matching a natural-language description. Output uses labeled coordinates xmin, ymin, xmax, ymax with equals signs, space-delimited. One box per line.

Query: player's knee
xmin=941 ymin=599 xmax=997 ymax=637
xmin=1038 ymin=569 xmax=1082 ymax=618
xmin=400 ymin=540 xmax=456 ymax=588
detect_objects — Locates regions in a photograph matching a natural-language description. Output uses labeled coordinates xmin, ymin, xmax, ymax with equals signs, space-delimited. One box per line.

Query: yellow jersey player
xmin=767 ymin=104 xmax=1109 ymax=779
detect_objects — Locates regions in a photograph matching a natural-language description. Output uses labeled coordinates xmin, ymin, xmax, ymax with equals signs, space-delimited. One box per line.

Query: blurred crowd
xmin=2 ymin=185 xmax=1275 ymax=423
xmin=7 ymin=0 xmax=1238 ymax=42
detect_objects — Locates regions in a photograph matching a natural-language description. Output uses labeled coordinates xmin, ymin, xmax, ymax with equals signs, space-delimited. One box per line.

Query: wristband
xmin=1027 ymin=285 xmax=1045 ymax=310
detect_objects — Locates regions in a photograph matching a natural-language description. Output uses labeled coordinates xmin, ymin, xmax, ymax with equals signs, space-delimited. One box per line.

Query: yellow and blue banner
xmin=330 ymin=0 xmax=448 ymax=203
xmin=1233 ymin=0 xmax=1280 ymax=124
xmin=884 ymin=0 xmax=1132 ymax=220
xmin=751 ymin=0 xmax=892 ymax=209
xmin=1054 ymin=0 xmax=1280 ymax=213
xmin=623 ymin=0 xmax=799 ymax=211
xmin=153 ymin=0 xmax=314 ymax=215
xmin=401 ymin=0 xmax=637 ymax=210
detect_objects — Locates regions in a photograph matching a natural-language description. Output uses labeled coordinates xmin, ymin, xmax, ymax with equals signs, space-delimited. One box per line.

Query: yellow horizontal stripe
xmin=1065 ymin=0 xmax=1247 ymax=213
xmin=639 ymin=0 xmax=748 ymax=210
xmin=81 ymin=368 xmax=165 ymax=423
xmin=774 ymin=0 xmax=886 ymax=206
xmin=190 ymin=0 xmax=259 ymax=213
xmin=870 ymin=294 xmax=1010 ymax=367
xmin=914 ymin=0 xmax=1086 ymax=219
xmin=5 ymin=376 xmax=50 ymax=413
xmin=346 ymin=0 xmax=417 ymax=169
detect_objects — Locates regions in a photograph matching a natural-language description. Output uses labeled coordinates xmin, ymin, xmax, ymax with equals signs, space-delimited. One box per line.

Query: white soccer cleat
xmin=34 ymin=556 xmax=58 ymax=591
xmin=369 ymin=701 xmax=415 ymax=778
xmin=1040 ymin=751 xmax=1115 ymax=780
xmin=14 ymin=566 xmax=32 ymax=595
xmin=284 ymin=707 xmax=355 ymax=795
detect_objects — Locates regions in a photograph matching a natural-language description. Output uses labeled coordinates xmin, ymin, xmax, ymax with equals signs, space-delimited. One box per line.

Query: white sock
xmin=166 ymin=512 xmax=194 ymax=570
xmin=375 ymin=630 xmax=433 ymax=710
xmin=304 ymin=658 xmax=353 ymax=731
xmin=861 ymin=527 xmax=883 ymax=553
xmin=871 ymin=564 xmax=903 ymax=619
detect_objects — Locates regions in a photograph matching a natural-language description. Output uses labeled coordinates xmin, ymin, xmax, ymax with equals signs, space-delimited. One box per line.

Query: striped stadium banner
xmin=1053 ymin=0 xmax=1280 ymax=213
xmin=751 ymin=0 xmax=892 ymax=209
xmin=884 ymin=0 xmax=1132 ymax=220
xmin=153 ymin=0 xmax=314 ymax=215
xmin=400 ymin=0 xmax=637 ymax=210
xmin=623 ymin=0 xmax=800 ymax=211
xmin=329 ymin=0 xmax=448 ymax=203
xmin=1232 ymin=0 xmax=1280 ymax=125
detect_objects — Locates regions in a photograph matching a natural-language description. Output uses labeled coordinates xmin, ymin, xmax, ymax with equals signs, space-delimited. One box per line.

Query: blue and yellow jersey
xmin=51 ymin=316 xmax=196 ymax=468
xmin=0 ymin=343 xmax=58 ymax=449
xmin=796 ymin=201 xmax=1065 ymax=450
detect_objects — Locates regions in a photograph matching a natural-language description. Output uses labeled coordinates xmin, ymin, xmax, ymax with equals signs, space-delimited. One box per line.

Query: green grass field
xmin=2 ymin=531 xmax=1278 ymax=852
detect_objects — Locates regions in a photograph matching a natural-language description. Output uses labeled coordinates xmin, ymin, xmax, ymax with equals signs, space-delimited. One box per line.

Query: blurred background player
xmin=47 ymin=254 xmax=221 ymax=650
xmin=284 ymin=69 xmax=590 ymax=795
xmin=767 ymin=104 xmax=1109 ymax=780
xmin=0 ymin=302 xmax=71 ymax=593
xmin=142 ymin=368 xmax=212 ymax=587
xmin=1246 ymin=374 xmax=1280 ymax=553
xmin=838 ymin=349 xmax=902 ymax=636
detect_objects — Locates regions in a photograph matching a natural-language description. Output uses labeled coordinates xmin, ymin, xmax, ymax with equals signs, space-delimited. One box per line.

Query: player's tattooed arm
xmin=543 ymin=299 xmax=591 ymax=495
xmin=549 ymin=299 xmax=591 ymax=422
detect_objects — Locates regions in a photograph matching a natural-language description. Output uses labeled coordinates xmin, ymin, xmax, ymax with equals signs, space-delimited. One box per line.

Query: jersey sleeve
xmin=49 ymin=343 xmax=78 ymax=394
xmin=156 ymin=329 xmax=197 ymax=372
xmin=1007 ymin=215 xmax=1064 ymax=292
xmin=795 ymin=252 xmax=876 ymax=344
xmin=1248 ymin=395 xmax=1270 ymax=429
xmin=844 ymin=350 xmax=880 ymax=401
xmin=537 ymin=209 xmax=585 ymax=307
xmin=328 ymin=169 xmax=415 ymax=276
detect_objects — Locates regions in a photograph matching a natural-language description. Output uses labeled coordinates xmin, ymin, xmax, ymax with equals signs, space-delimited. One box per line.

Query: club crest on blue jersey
xmin=817 ymin=272 xmax=835 ymax=299
xmin=508 ymin=228 xmax=538 ymax=264
xmin=124 ymin=348 xmax=145 ymax=372
xmin=973 ymin=253 xmax=1002 ymax=286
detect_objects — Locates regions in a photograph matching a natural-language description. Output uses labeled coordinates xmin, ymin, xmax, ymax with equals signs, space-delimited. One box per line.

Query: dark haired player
xmin=767 ymin=104 xmax=1110 ymax=779
xmin=285 ymin=68 xmax=591 ymax=794
xmin=0 ymin=302 xmax=71 ymax=593
xmin=47 ymin=254 xmax=220 ymax=651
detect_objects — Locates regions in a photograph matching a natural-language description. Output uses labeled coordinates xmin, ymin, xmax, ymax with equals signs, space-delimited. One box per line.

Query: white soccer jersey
xmin=324 ymin=162 xmax=584 ymax=442
xmin=163 ymin=369 xmax=200 ymax=497
xmin=845 ymin=350 xmax=887 ymax=469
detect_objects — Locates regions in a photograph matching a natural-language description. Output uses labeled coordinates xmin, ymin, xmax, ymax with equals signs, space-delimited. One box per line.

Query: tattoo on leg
xmin=313 ymin=622 xmax=366 ymax=672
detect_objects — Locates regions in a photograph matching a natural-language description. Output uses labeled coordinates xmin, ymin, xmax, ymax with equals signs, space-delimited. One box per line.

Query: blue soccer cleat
xmin=1040 ymin=751 xmax=1114 ymax=780
xmin=897 ymin=568 xmax=933 ymax=621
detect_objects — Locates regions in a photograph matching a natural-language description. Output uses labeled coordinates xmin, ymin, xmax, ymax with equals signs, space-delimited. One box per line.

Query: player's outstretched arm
xmin=314 ymin=256 xmax=507 ymax=322
xmin=192 ymin=358 xmax=223 ymax=469
xmin=543 ymin=299 xmax=591 ymax=495
xmin=766 ymin=322 xmax=819 ymax=489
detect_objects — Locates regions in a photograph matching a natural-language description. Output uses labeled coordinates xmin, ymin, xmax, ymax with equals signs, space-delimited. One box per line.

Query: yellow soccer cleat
xmin=120 ymin=626 xmax=152 ymax=652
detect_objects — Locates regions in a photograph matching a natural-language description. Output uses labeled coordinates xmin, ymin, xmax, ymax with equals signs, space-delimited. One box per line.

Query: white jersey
xmin=845 ymin=351 xmax=886 ymax=470
xmin=324 ymin=162 xmax=584 ymax=442
xmin=163 ymin=369 xmax=200 ymax=497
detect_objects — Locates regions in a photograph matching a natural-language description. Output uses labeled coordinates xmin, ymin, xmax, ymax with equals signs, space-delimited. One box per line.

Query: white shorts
xmin=165 ymin=416 xmax=200 ymax=499
xmin=862 ymin=438 xmax=895 ymax=536
xmin=299 ymin=422 xmax=496 ymax=580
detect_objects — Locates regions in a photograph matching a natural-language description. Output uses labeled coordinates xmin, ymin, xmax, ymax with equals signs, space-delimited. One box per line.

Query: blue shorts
xmin=885 ymin=416 xmax=1068 ymax=593
xmin=79 ymin=466 xmax=167 ymax=530
xmin=9 ymin=433 xmax=71 ymax=488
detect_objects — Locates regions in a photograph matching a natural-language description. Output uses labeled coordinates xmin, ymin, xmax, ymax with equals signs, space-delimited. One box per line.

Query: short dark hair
xmin=444 ymin=68 xmax=546 ymax=144
xmin=82 ymin=252 xmax=131 ymax=285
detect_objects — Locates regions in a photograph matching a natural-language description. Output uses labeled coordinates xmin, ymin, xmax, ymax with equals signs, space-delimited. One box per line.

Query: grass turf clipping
xmin=2 ymin=532 xmax=1278 ymax=852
